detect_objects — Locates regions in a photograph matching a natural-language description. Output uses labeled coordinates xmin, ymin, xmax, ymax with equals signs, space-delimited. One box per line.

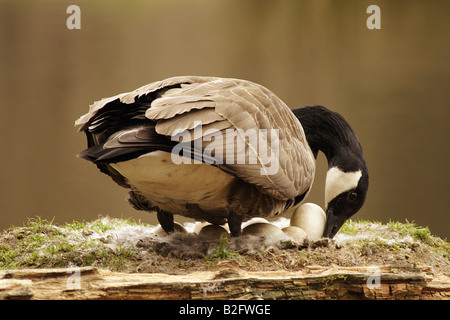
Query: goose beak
xmin=323 ymin=209 xmax=346 ymax=238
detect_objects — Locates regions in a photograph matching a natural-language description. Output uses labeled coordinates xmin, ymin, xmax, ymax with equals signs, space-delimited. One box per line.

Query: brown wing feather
xmin=146 ymin=77 xmax=315 ymax=200
xmin=75 ymin=76 xmax=315 ymax=200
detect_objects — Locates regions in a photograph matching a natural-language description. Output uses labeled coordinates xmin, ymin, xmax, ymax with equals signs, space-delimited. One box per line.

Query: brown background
xmin=1 ymin=0 xmax=449 ymax=238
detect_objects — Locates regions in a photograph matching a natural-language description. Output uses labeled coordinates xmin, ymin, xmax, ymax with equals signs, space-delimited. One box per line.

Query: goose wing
xmin=75 ymin=76 xmax=315 ymax=200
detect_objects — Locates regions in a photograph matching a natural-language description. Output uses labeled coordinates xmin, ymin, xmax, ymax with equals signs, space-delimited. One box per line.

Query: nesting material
xmin=153 ymin=202 xmax=326 ymax=244
xmin=242 ymin=222 xmax=286 ymax=242
xmin=282 ymin=226 xmax=307 ymax=244
xmin=290 ymin=203 xmax=326 ymax=239
xmin=154 ymin=222 xmax=188 ymax=237
xmin=198 ymin=224 xmax=229 ymax=239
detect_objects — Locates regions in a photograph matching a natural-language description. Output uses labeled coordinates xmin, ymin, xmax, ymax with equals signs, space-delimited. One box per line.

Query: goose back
xmin=75 ymin=76 xmax=315 ymax=201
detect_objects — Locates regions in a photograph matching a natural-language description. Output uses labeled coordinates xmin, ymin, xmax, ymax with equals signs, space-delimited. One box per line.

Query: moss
xmin=204 ymin=234 xmax=240 ymax=262
xmin=432 ymin=243 xmax=450 ymax=260
xmin=339 ymin=219 xmax=384 ymax=236
xmin=336 ymin=219 xmax=449 ymax=262
xmin=0 ymin=244 xmax=19 ymax=267
xmin=339 ymin=219 xmax=358 ymax=235
xmin=387 ymin=220 xmax=432 ymax=243
xmin=65 ymin=220 xmax=87 ymax=231
xmin=296 ymin=250 xmax=324 ymax=266
xmin=0 ymin=216 xmax=448 ymax=273
xmin=316 ymin=273 xmax=348 ymax=286
xmin=0 ymin=216 xmax=144 ymax=271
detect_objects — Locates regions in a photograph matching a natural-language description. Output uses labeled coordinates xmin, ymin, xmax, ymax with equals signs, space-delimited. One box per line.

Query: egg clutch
xmin=154 ymin=203 xmax=327 ymax=244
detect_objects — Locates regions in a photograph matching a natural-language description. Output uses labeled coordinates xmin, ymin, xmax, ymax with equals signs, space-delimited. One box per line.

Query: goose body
xmin=110 ymin=150 xmax=235 ymax=224
xmin=76 ymin=76 xmax=368 ymax=238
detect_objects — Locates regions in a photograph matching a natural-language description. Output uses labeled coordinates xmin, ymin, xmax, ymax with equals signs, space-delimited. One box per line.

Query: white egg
xmin=154 ymin=222 xmax=188 ymax=237
xmin=242 ymin=222 xmax=286 ymax=242
xmin=242 ymin=218 xmax=269 ymax=228
xmin=290 ymin=203 xmax=326 ymax=239
xmin=194 ymin=221 xmax=229 ymax=234
xmin=282 ymin=226 xmax=307 ymax=244
xmin=193 ymin=221 xmax=209 ymax=234
xmin=198 ymin=224 xmax=229 ymax=239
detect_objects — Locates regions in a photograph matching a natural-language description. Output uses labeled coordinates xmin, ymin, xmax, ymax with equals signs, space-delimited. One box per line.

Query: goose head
xmin=292 ymin=106 xmax=369 ymax=238
xmin=323 ymin=156 xmax=369 ymax=238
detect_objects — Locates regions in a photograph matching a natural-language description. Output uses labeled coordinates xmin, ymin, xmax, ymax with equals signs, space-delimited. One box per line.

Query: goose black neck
xmin=292 ymin=105 xmax=366 ymax=172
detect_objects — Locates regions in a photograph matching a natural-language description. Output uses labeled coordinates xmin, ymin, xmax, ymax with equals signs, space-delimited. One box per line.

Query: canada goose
xmin=75 ymin=76 xmax=368 ymax=238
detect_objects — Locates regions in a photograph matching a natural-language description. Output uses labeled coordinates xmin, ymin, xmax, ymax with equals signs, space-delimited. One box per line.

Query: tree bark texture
xmin=1 ymin=265 xmax=448 ymax=300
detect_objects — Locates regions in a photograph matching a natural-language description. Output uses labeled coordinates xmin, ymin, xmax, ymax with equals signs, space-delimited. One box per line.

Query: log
xmin=1 ymin=265 xmax=448 ymax=300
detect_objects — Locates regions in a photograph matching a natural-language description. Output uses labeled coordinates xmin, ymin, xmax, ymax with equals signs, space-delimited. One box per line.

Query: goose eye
xmin=348 ymin=191 xmax=358 ymax=201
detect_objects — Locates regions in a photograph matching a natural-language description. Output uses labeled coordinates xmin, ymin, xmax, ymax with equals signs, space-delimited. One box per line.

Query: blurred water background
xmin=0 ymin=0 xmax=448 ymax=238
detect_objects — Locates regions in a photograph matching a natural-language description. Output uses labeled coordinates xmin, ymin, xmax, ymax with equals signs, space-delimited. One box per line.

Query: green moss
xmin=204 ymin=234 xmax=240 ymax=261
xmin=316 ymin=273 xmax=348 ymax=286
xmin=65 ymin=220 xmax=87 ymax=231
xmin=65 ymin=216 xmax=149 ymax=234
xmin=432 ymin=243 xmax=450 ymax=260
xmin=387 ymin=220 xmax=432 ymax=243
xmin=338 ymin=219 xmax=449 ymax=261
xmin=0 ymin=216 xmax=144 ymax=270
xmin=339 ymin=219 xmax=358 ymax=235
xmin=0 ymin=244 xmax=19 ymax=267
xmin=0 ymin=216 xmax=448 ymax=272
xmin=339 ymin=219 xmax=383 ymax=236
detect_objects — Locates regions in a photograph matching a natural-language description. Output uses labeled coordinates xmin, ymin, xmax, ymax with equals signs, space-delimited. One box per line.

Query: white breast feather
xmin=110 ymin=151 xmax=235 ymax=214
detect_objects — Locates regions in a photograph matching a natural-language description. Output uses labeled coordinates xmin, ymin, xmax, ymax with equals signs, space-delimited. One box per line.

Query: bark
xmin=0 ymin=265 xmax=448 ymax=300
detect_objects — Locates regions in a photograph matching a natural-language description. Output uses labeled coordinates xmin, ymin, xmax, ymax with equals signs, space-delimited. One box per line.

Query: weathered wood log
xmin=0 ymin=265 xmax=448 ymax=300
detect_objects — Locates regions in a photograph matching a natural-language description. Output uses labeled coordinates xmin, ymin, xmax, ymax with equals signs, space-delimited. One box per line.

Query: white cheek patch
xmin=325 ymin=167 xmax=362 ymax=208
